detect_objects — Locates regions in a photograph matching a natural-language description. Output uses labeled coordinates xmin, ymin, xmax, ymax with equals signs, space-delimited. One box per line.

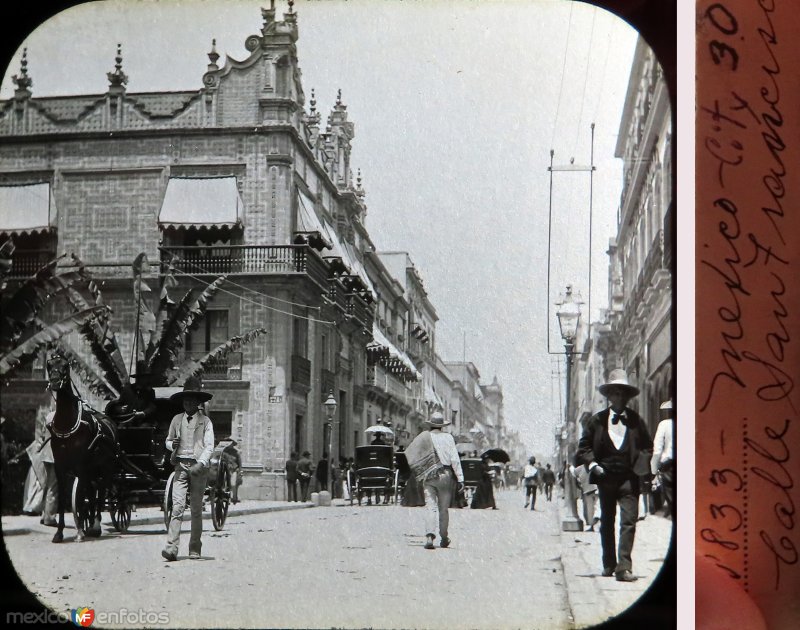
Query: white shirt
xmin=607 ymin=410 xmax=628 ymax=450
xmin=651 ymin=418 xmax=674 ymax=474
xmin=429 ymin=430 xmax=464 ymax=482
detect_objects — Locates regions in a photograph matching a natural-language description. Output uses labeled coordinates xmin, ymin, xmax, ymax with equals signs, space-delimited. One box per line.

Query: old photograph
xmin=0 ymin=1 xmax=675 ymax=628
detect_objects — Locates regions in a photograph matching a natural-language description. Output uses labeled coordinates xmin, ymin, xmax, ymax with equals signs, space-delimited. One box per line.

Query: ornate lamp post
xmin=556 ymin=284 xmax=584 ymax=532
xmin=323 ymin=390 xmax=337 ymax=495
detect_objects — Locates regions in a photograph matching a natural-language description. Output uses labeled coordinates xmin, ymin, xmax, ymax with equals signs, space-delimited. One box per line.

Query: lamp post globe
xmin=323 ymin=391 xmax=337 ymax=495
xmin=556 ymin=284 xmax=584 ymax=532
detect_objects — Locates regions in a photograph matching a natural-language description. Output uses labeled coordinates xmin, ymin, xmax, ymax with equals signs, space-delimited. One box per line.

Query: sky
xmin=0 ymin=0 xmax=642 ymax=456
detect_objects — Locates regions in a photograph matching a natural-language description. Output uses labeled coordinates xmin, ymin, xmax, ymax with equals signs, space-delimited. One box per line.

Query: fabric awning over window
xmin=159 ymin=177 xmax=243 ymax=228
xmin=425 ymin=383 xmax=444 ymax=408
xmin=298 ymin=190 xmax=376 ymax=300
xmin=368 ymin=323 xmax=421 ymax=380
xmin=0 ymin=183 xmax=54 ymax=235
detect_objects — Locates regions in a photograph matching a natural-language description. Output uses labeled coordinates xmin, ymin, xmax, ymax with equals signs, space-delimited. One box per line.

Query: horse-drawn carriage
xmin=51 ymin=363 xmax=239 ymax=539
xmin=346 ymin=445 xmax=401 ymax=506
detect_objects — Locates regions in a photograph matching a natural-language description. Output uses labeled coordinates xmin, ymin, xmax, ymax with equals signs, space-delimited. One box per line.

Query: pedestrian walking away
xmin=297 ymin=451 xmax=313 ymax=501
xmin=285 ymin=451 xmax=299 ymax=502
xmin=542 ymin=463 xmax=556 ymax=502
xmin=522 ymin=457 xmax=539 ymax=510
xmin=651 ymin=399 xmax=675 ymax=519
xmin=404 ymin=411 xmax=464 ymax=550
xmin=576 ymin=368 xmax=653 ymax=582
xmin=162 ymin=376 xmax=215 ymax=562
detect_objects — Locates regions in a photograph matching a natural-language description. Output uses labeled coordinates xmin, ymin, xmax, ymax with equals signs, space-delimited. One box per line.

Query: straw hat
xmin=597 ymin=369 xmax=640 ymax=397
xmin=170 ymin=375 xmax=213 ymax=404
xmin=424 ymin=411 xmax=451 ymax=428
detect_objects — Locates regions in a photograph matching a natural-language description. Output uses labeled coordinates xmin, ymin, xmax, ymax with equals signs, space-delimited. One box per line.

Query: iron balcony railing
xmin=182 ymin=351 xmax=242 ymax=380
xmin=291 ymin=354 xmax=311 ymax=389
xmin=346 ymin=292 xmax=374 ymax=331
xmin=7 ymin=249 xmax=56 ymax=279
xmin=160 ymin=244 xmax=329 ymax=291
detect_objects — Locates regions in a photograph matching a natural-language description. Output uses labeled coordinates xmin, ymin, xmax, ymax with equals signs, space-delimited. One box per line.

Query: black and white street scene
xmin=0 ymin=1 xmax=675 ymax=629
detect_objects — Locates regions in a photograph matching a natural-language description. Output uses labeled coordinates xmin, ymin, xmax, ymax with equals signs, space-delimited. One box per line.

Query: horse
xmin=45 ymin=350 xmax=119 ymax=543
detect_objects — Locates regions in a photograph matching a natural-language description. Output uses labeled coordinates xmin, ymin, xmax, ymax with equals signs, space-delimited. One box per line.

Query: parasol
xmin=481 ymin=448 xmax=510 ymax=464
xmin=364 ymin=425 xmax=394 ymax=435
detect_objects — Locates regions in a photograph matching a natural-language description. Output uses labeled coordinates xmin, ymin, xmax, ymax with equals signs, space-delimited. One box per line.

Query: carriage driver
xmin=161 ymin=376 xmax=214 ymax=562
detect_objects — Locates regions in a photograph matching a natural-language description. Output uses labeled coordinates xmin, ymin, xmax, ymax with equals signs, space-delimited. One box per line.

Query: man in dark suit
xmin=576 ymin=369 xmax=653 ymax=583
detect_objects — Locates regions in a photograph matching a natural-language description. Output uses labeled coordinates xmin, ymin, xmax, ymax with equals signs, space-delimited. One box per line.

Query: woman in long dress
xmin=470 ymin=456 xmax=497 ymax=509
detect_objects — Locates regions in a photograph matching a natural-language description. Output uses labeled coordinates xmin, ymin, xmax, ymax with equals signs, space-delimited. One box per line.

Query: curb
xmin=106 ymin=501 xmax=316 ymax=528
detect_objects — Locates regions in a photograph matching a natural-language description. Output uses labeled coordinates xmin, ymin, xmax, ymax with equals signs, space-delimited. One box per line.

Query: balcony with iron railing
xmin=182 ymin=351 xmax=243 ymax=380
xmin=291 ymin=354 xmax=311 ymax=393
xmin=621 ymin=230 xmax=667 ymax=331
xmin=6 ymin=249 xmax=56 ymax=279
xmin=346 ymin=292 xmax=374 ymax=332
xmin=325 ymin=277 xmax=348 ymax=315
xmin=159 ymin=244 xmax=329 ymax=291
xmin=365 ymin=364 xmax=411 ymax=401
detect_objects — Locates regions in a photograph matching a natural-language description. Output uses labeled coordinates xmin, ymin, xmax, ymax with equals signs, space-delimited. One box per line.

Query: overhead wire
xmin=550 ymin=1 xmax=574 ymax=152
xmin=174 ymin=256 xmax=325 ymax=312
xmin=173 ymin=268 xmax=336 ymax=325
xmin=572 ymin=6 xmax=597 ymax=158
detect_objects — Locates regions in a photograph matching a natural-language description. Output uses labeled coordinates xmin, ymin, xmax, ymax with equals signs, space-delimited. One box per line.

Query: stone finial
xmin=309 ymin=88 xmax=316 ymax=115
xmin=288 ymin=0 xmax=295 ymax=14
xmin=12 ymin=47 xmax=33 ymax=92
xmin=356 ymin=169 xmax=362 ymax=190
xmin=262 ymin=0 xmax=276 ymax=27
xmin=106 ymin=43 xmax=128 ymax=90
xmin=336 ymin=88 xmax=342 ymax=105
xmin=207 ymin=38 xmax=220 ymax=70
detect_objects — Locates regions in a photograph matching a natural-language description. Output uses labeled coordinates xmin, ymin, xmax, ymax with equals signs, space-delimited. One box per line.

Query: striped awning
xmin=0 ymin=183 xmax=54 ymax=235
xmin=368 ymin=324 xmax=421 ymax=380
xmin=299 ymin=190 xmax=376 ymax=300
xmin=159 ymin=177 xmax=243 ymax=228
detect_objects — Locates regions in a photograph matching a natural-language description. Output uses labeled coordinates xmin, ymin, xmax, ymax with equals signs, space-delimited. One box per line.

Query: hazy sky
xmin=1 ymin=0 xmax=641 ymax=455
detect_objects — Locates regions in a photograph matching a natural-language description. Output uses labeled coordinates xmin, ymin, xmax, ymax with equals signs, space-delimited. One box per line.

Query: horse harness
xmin=47 ymin=399 xmax=118 ymax=454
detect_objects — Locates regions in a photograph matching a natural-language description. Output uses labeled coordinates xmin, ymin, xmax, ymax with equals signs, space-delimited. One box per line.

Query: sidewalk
xmin=1 ymin=499 xmax=316 ymax=534
xmin=556 ymin=496 xmax=674 ymax=628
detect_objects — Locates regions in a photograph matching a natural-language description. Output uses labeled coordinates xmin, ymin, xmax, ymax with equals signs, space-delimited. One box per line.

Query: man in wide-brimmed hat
xmin=651 ymin=399 xmax=675 ymax=519
xmin=575 ymin=368 xmax=653 ymax=582
xmin=405 ymin=411 xmax=464 ymax=549
xmin=161 ymin=375 xmax=215 ymax=562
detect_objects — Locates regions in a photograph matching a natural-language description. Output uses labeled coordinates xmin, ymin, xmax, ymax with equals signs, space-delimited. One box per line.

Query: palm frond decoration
xmin=64 ymin=284 xmax=129 ymax=393
xmin=0 ymin=255 xmax=90 ymax=352
xmin=147 ymin=255 xmax=178 ymax=354
xmin=132 ymin=252 xmax=157 ymax=367
xmin=167 ymin=328 xmax=268 ymax=385
xmin=54 ymin=339 xmax=119 ymax=399
xmin=0 ymin=305 xmax=109 ymax=376
xmin=0 ymin=238 xmax=15 ymax=291
xmin=145 ymin=276 xmax=226 ymax=381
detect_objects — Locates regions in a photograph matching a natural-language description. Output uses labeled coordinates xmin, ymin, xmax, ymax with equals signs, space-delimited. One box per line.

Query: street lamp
xmin=323 ymin=390 xmax=337 ymax=495
xmin=556 ymin=284 xmax=584 ymax=532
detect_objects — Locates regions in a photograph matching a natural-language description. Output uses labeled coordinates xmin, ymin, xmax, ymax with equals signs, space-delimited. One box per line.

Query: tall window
xmin=186 ymin=310 xmax=230 ymax=378
xmin=293 ymin=316 xmax=308 ymax=357
xmin=187 ymin=310 xmax=229 ymax=353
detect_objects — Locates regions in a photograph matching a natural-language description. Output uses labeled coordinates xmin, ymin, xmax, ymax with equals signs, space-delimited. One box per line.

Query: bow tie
xmin=611 ymin=413 xmax=625 ymax=425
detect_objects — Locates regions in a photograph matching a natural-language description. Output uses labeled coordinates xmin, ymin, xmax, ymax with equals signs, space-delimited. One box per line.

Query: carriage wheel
xmin=110 ymin=496 xmax=132 ymax=532
xmin=211 ymin=463 xmax=231 ymax=531
xmin=393 ymin=470 xmax=400 ymax=505
xmin=163 ymin=471 xmax=176 ymax=530
xmin=71 ymin=478 xmax=100 ymax=538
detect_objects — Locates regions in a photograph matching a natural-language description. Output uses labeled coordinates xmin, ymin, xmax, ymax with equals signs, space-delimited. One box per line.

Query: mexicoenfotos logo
xmin=71 ymin=608 xmax=95 ymax=627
